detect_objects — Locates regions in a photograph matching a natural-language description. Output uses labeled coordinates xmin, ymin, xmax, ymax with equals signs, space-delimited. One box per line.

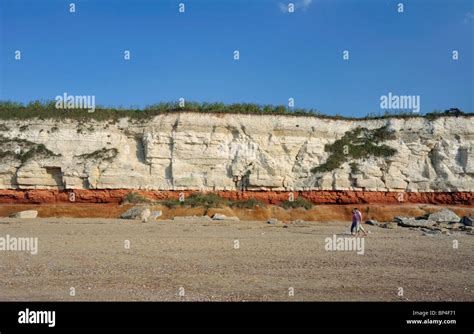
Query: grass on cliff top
xmin=0 ymin=100 xmax=470 ymax=121
xmin=311 ymin=125 xmax=397 ymax=173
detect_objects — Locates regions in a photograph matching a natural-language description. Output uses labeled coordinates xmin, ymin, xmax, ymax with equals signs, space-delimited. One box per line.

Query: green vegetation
xmin=156 ymin=193 xmax=230 ymax=208
xmin=159 ymin=198 xmax=182 ymax=208
xmin=230 ymin=198 xmax=266 ymax=209
xmin=180 ymin=193 xmax=230 ymax=208
xmin=0 ymin=100 xmax=318 ymax=121
xmin=311 ymin=126 xmax=397 ymax=173
xmin=18 ymin=144 xmax=60 ymax=163
xmin=121 ymin=192 xmax=153 ymax=205
xmin=349 ymin=162 xmax=360 ymax=174
xmin=121 ymin=193 xmax=278 ymax=210
xmin=75 ymin=148 xmax=118 ymax=162
xmin=279 ymin=197 xmax=313 ymax=210
xmin=0 ymin=100 xmax=470 ymax=121
xmin=159 ymin=195 xmax=264 ymax=209
xmin=119 ymin=192 xmax=321 ymax=211
xmin=0 ymin=151 xmax=18 ymax=160
xmin=0 ymin=135 xmax=61 ymax=164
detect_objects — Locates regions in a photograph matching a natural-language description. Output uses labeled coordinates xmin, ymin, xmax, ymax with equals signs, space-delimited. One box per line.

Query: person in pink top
xmin=351 ymin=208 xmax=367 ymax=236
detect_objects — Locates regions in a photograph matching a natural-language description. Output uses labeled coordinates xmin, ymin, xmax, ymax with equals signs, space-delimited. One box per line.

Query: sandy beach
xmin=1 ymin=216 xmax=472 ymax=301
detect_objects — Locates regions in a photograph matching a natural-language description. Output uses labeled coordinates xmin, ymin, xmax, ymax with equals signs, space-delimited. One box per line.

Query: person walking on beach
xmin=351 ymin=208 xmax=367 ymax=236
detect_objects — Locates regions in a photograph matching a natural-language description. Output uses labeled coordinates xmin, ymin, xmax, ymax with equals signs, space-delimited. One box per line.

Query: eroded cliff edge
xmin=0 ymin=113 xmax=473 ymax=197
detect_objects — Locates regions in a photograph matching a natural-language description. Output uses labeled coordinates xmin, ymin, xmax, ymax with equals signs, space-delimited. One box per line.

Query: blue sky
xmin=0 ymin=0 xmax=472 ymax=117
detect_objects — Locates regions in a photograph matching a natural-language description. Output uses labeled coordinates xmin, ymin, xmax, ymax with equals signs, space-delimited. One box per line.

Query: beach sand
xmin=0 ymin=217 xmax=472 ymax=301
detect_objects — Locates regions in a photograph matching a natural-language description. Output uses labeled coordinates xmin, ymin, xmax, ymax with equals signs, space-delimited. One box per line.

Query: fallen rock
xmin=120 ymin=207 xmax=150 ymax=221
xmin=422 ymin=229 xmax=442 ymax=236
xmin=394 ymin=217 xmax=436 ymax=228
xmin=436 ymin=222 xmax=451 ymax=229
xmin=381 ymin=222 xmax=397 ymax=229
xmin=428 ymin=209 xmax=460 ymax=223
xmin=421 ymin=227 xmax=440 ymax=233
xmin=292 ymin=219 xmax=310 ymax=227
xmin=460 ymin=216 xmax=473 ymax=226
xmin=9 ymin=210 xmax=38 ymax=219
xmin=211 ymin=213 xmax=240 ymax=222
xmin=447 ymin=222 xmax=464 ymax=230
xmin=365 ymin=220 xmax=392 ymax=228
xmin=150 ymin=211 xmax=162 ymax=220
xmin=267 ymin=218 xmax=279 ymax=225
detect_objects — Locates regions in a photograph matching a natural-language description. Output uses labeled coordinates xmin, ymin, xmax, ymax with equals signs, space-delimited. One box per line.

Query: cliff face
xmin=0 ymin=113 xmax=473 ymax=193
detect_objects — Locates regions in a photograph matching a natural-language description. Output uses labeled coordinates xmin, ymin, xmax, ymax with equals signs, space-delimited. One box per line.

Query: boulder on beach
xmin=267 ymin=218 xmax=279 ymax=225
xmin=427 ymin=209 xmax=460 ymax=223
xmin=366 ymin=220 xmax=395 ymax=229
xmin=366 ymin=220 xmax=379 ymax=226
xmin=120 ymin=207 xmax=151 ymax=221
xmin=460 ymin=216 xmax=473 ymax=226
xmin=150 ymin=211 xmax=162 ymax=220
xmin=381 ymin=222 xmax=397 ymax=229
xmin=211 ymin=213 xmax=240 ymax=222
xmin=293 ymin=219 xmax=310 ymax=227
xmin=394 ymin=217 xmax=436 ymax=228
xmin=9 ymin=210 xmax=38 ymax=219
xmin=421 ymin=228 xmax=442 ymax=236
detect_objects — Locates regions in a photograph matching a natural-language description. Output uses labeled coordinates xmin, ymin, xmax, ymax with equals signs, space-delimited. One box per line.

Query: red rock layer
xmin=0 ymin=189 xmax=472 ymax=205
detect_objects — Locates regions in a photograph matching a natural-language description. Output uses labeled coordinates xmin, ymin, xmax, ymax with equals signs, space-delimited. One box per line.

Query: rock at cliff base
xmin=211 ymin=213 xmax=240 ymax=222
xmin=366 ymin=220 xmax=395 ymax=229
xmin=293 ymin=219 xmax=310 ymax=227
xmin=421 ymin=228 xmax=442 ymax=236
xmin=460 ymin=216 xmax=473 ymax=226
xmin=428 ymin=209 xmax=460 ymax=223
xmin=394 ymin=217 xmax=436 ymax=228
xmin=366 ymin=220 xmax=379 ymax=226
xmin=120 ymin=207 xmax=151 ymax=221
xmin=10 ymin=210 xmax=38 ymax=219
xmin=150 ymin=211 xmax=162 ymax=220
xmin=267 ymin=218 xmax=279 ymax=225
xmin=381 ymin=222 xmax=397 ymax=229
xmin=448 ymin=222 xmax=464 ymax=230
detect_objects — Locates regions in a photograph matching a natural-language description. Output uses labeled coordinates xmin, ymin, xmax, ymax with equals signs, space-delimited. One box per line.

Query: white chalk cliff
xmin=0 ymin=113 xmax=473 ymax=192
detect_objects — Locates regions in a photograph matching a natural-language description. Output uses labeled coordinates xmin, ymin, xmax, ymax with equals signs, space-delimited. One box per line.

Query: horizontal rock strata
xmin=0 ymin=189 xmax=471 ymax=205
xmin=0 ymin=113 xmax=473 ymax=202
